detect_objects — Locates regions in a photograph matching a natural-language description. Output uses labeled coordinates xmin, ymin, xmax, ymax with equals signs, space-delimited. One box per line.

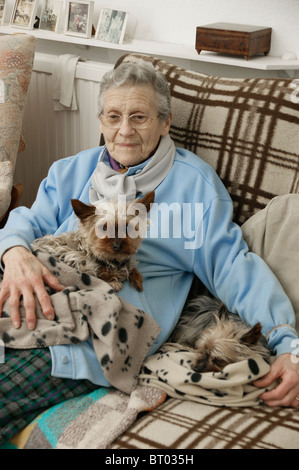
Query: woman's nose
xmin=118 ymin=116 xmax=135 ymax=136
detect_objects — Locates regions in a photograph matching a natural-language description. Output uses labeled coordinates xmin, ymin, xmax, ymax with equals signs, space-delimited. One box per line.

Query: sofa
xmin=2 ymin=50 xmax=299 ymax=450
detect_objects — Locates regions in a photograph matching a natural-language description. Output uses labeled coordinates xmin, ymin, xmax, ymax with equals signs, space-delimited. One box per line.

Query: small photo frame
xmin=64 ymin=0 xmax=94 ymax=38
xmin=39 ymin=0 xmax=61 ymax=32
xmin=95 ymin=9 xmax=128 ymax=45
xmin=0 ymin=0 xmax=7 ymax=25
xmin=10 ymin=0 xmax=38 ymax=29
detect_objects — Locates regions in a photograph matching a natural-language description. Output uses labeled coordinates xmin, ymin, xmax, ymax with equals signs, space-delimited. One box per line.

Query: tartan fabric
xmin=0 ymin=348 xmax=99 ymax=446
xmin=109 ymin=397 xmax=299 ymax=449
xmin=116 ymin=54 xmax=299 ymax=225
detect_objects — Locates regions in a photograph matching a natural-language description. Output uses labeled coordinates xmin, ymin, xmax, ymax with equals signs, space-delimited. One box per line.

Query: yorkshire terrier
xmin=32 ymin=191 xmax=155 ymax=292
xmin=169 ymin=295 xmax=271 ymax=373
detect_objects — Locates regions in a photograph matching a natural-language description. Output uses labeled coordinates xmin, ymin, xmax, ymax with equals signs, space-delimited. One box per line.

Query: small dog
xmin=32 ymin=191 xmax=155 ymax=292
xmin=169 ymin=295 xmax=271 ymax=373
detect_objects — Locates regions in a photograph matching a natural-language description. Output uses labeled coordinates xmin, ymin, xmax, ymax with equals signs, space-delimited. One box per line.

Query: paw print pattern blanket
xmin=0 ymin=248 xmax=161 ymax=394
xmin=138 ymin=343 xmax=276 ymax=407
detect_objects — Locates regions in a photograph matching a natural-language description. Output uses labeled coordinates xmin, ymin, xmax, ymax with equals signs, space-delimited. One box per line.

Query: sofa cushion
xmin=116 ymin=54 xmax=299 ymax=225
xmin=242 ymin=194 xmax=299 ymax=333
xmin=0 ymin=34 xmax=36 ymax=219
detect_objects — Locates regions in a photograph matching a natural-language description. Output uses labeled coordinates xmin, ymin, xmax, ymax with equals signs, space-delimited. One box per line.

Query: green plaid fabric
xmin=0 ymin=348 xmax=99 ymax=446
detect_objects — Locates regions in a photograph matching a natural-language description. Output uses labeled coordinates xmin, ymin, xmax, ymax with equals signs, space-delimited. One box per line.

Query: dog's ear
xmin=71 ymin=199 xmax=95 ymax=222
xmin=240 ymin=322 xmax=262 ymax=345
xmin=138 ymin=191 xmax=155 ymax=212
xmin=218 ymin=303 xmax=229 ymax=320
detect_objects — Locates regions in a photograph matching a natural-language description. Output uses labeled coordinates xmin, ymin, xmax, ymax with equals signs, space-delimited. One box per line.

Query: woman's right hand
xmin=0 ymin=246 xmax=65 ymax=330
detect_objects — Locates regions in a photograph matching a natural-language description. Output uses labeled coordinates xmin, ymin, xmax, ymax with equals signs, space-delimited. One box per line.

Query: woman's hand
xmin=254 ymin=353 xmax=299 ymax=408
xmin=0 ymin=246 xmax=65 ymax=330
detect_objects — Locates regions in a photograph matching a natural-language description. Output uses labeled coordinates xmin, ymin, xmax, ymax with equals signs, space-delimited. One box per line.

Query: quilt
xmin=2 ymin=385 xmax=166 ymax=449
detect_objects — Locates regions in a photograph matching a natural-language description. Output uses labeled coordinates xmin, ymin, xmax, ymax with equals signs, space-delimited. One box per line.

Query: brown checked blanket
xmin=0 ymin=247 xmax=161 ymax=394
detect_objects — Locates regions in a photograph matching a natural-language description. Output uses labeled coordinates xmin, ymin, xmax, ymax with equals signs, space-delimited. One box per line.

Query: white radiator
xmin=14 ymin=53 xmax=113 ymax=207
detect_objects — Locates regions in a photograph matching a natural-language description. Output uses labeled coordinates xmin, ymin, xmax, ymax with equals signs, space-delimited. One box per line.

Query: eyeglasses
xmin=99 ymin=113 xmax=161 ymax=130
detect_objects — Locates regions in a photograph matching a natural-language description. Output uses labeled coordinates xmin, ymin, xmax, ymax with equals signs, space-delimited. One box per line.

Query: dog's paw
xmin=109 ymin=280 xmax=123 ymax=292
xmin=129 ymin=268 xmax=143 ymax=292
xmin=131 ymin=279 xmax=143 ymax=292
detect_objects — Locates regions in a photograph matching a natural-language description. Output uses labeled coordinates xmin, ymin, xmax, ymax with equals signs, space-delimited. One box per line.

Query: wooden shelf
xmin=1 ymin=24 xmax=299 ymax=75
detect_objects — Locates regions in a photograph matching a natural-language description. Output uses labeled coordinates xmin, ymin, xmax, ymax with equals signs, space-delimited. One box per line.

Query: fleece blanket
xmin=0 ymin=248 xmax=161 ymax=394
xmin=138 ymin=343 xmax=275 ymax=407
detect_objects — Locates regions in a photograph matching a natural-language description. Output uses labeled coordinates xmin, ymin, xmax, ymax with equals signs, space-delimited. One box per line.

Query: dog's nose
xmin=192 ymin=359 xmax=208 ymax=373
xmin=112 ymin=239 xmax=122 ymax=252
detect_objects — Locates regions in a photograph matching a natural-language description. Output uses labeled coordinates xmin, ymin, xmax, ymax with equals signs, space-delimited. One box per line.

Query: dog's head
xmin=193 ymin=315 xmax=269 ymax=373
xmin=71 ymin=191 xmax=154 ymax=259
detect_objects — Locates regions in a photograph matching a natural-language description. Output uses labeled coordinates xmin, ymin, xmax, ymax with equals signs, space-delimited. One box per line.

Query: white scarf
xmin=89 ymin=134 xmax=176 ymax=203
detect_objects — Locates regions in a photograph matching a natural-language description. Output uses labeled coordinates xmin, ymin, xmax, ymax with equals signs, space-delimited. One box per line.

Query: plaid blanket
xmin=110 ymin=396 xmax=299 ymax=449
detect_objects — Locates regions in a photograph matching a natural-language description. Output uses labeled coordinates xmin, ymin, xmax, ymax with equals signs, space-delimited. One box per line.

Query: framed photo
xmin=39 ymin=0 xmax=61 ymax=32
xmin=10 ymin=0 xmax=38 ymax=29
xmin=0 ymin=0 xmax=7 ymax=25
xmin=64 ymin=0 xmax=94 ymax=38
xmin=95 ymin=9 xmax=128 ymax=45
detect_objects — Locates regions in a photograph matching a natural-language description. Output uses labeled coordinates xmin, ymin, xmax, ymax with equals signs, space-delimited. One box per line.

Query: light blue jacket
xmin=0 ymin=146 xmax=297 ymax=386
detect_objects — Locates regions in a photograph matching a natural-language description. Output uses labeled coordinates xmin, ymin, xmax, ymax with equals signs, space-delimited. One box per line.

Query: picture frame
xmin=10 ymin=0 xmax=38 ymax=29
xmin=0 ymin=0 xmax=7 ymax=25
xmin=95 ymin=9 xmax=128 ymax=45
xmin=39 ymin=0 xmax=62 ymax=32
xmin=64 ymin=0 xmax=94 ymax=39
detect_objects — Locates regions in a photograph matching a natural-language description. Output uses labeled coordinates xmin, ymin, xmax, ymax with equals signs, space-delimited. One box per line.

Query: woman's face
xmin=100 ymin=84 xmax=172 ymax=167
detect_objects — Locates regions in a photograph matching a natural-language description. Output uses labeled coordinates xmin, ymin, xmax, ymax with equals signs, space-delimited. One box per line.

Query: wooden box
xmin=195 ymin=23 xmax=272 ymax=60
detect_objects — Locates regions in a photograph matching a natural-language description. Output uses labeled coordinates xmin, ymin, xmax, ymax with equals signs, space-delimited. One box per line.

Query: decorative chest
xmin=195 ymin=23 xmax=272 ymax=60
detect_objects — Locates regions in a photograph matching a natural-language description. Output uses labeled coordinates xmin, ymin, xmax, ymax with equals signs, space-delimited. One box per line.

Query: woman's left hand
xmin=254 ymin=353 xmax=299 ymax=407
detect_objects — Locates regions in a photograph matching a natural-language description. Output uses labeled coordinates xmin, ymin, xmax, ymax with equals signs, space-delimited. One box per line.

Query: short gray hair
xmin=97 ymin=61 xmax=171 ymax=120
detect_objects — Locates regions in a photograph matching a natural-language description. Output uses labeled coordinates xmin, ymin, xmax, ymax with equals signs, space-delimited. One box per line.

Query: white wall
xmin=93 ymin=0 xmax=299 ymax=59
xmin=3 ymin=0 xmax=299 ymax=78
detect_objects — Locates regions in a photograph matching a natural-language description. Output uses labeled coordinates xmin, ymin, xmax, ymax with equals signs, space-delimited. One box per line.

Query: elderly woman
xmin=0 ymin=62 xmax=298 ymax=443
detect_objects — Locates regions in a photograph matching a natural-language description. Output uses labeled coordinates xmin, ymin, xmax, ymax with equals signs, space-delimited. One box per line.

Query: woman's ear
xmin=161 ymin=114 xmax=173 ymax=136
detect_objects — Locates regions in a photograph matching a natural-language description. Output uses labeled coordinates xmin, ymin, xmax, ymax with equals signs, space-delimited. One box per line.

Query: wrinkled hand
xmin=254 ymin=353 xmax=299 ymax=408
xmin=0 ymin=246 xmax=65 ymax=330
